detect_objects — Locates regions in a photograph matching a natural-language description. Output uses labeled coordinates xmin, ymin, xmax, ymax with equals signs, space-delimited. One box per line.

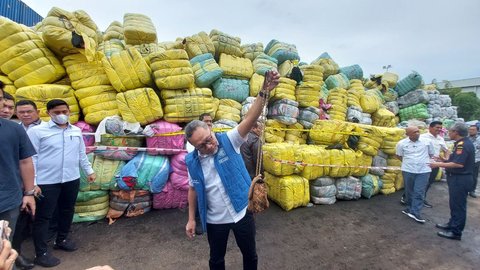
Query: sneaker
xmin=53 ymin=238 xmax=78 ymax=252
xmin=400 ymin=197 xmax=406 ymax=205
xmin=423 ymin=201 xmax=433 ymax=208
xmin=469 ymin=192 xmax=478 ymax=198
xmin=34 ymin=253 xmax=60 ymax=268
xmin=407 ymin=213 xmax=426 ymax=224
xmin=401 ymin=209 xmax=410 ymax=216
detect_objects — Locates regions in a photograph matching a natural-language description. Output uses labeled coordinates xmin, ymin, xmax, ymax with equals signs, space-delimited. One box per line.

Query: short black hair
xmin=199 ymin=113 xmax=211 ymax=121
xmin=16 ymin=99 xmax=37 ymax=110
xmin=0 ymin=80 xmax=5 ymax=91
xmin=46 ymin=99 xmax=69 ymax=111
xmin=429 ymin=121 xmax=443 ymax=127
xmin=3 ymin=92 xmax=14 ymax=102
xmin=470 ymin=124 xmax=479 ymax=131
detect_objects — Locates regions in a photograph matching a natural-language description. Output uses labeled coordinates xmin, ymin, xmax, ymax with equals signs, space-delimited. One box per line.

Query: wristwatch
xmin=23 ymin=188 xmax=35 ymax=196
xmin=258 ymin=91 xmax=268 ymax=98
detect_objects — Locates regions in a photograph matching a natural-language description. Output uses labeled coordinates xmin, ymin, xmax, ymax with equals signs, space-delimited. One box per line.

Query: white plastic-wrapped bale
xmin=123 ymin=13 xmax=157 ymax=45
xmin=268 ymin=99 xmax=299 ymax=125
xmin=347 ymin=106 xmax=363 ymax=123
xmin=397 ymin=89 xmax=430 ymax=109
xmin=335 ymin=176 xmax=362 ymax=200
xmin=369 ymin=155 xmax=387 ymax=176
xmin=213 ymin=119 xmax=238 ymax=129
xmin=310 ymin=177 xmax=336 ymax=205
xmin=242 ymin=43 xmax=264 ymax=61
xmin=241 ymin=97 xmax=267 ymax=120
xmin=298 ymin=106 xmax=320 ymax=129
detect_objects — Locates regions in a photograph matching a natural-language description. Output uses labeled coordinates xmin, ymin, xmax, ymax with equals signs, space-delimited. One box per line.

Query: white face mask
xmin=51 ymin=114 xmax=69 ymax=125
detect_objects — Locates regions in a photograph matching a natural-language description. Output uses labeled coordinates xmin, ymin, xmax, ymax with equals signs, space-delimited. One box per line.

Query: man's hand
xmin=185 ymin=220 xmax=196 ymax=239
xmin=262 ymin=70 xmax=280 ymax=92
xmin=33 ymin=186 xmax=42 ymax=197
xmin=21 ymin=196 xmax=35 ymax=216
xmin=87 ymin=173 xmax=96 ymax=183
xmin=0 ymin=239 xmax=18 ymax=270
xmin=429 ymin=162 xmax=441 ymax=169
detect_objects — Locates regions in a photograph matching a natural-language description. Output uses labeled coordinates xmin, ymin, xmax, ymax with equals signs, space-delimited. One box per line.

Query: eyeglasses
xmin=194 ymin=135 xmax=215 ymax=150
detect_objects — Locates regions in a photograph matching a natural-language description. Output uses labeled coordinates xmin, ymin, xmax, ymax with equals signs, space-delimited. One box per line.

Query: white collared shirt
xmin=396 ymin=137 xmax=434 ymax=173
xmin=27 ymin=120 xmax=94 ymax=184
xmin=419 ymin=132 xmax=447 ymax=157
xmin=189 ymin=127 xmax=247 ymax=224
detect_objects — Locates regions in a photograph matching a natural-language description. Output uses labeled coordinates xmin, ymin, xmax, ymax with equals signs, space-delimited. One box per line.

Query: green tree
xmin=439 ymin=87 xmax=462 ymax=99
xmin=452 ymin=92 xmax=480 ymax=121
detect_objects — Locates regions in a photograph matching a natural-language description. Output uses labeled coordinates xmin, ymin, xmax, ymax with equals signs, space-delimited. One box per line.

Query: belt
xmin=446 ymin=172 xmax=472 ymax=176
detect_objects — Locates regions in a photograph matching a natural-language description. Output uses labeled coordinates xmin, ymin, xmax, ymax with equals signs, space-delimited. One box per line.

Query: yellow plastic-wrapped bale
xmin=42 ymin=7 xmax=99 ymax=57
xmin=98 ymin=39 xmax=125 ymax=58
xmin=347 ymin=79 xmax=365 ymax=108
xmin=355 ymin=124 xmax=384 ymax=156
xmin=101 ymin=47 xmax=153 ymax=92
xmin=395 ymin=172 xmax=404 ymax=190
xmin=103 ymin=21 xmax=124 ymax=41
xmin=264 ymin=172 xmax=310 ymax=211
xmin=382 ymin=72 xmax=399 ymax=88
xmin=294 ymin=145 xmax=330 ymax=180
xmin=132 ymin=43 xmax=165 ymax=59
xmin=214 ymin=99 xmax=241 ymax=123
xmin=116 ymin=87 xmax=163 ymax=125
xmin=351 ymin=151 xmax=373 ymax=177
xmin=262 ymin=143 xmax=296 ymax=176
xmin=0 ymin=75 xmax=16 ymax=95
xmin=379 ymin=127 xmax=405 ymax=155
xmin=149 ymin=49 xmax=194 ymax=90
xmin=209 ymin=29 xmax=242 ymax=59
xmin=271 ymin=77 xmax=296 ymax=101
xmin=242 ymin=43 xmax=264 ymax=61
xmin=327 ymin=88 xmax=348 ymax=121
xmin=278 ymin=60 xmax=296 ymax=78
xmin=380 ymin=172 xmax=396 ymax=195
xmin=372 ymin=108 xmax=396 ymax=127
xmin=161 ymin=88 xmax=215 ymax=123
xmin=285 ymin=122 xmax=307 ymax=145
xmin=329 ymin=149 xmax=356 ymax=178
xmin=249 ymin=73 xmax=265 ymax=97
xmin=309 ymin=119 xmax=354 ymax=145
xmin=0 ymin=17 xmax=66 ymax=87
xmin=295 ymin=82 xmax=320 ymax=107
xmin=63 ymin=53 xmax=110 ymax=90
xmin=300 ymin=65 xmax=324 ymax=84
xmin=123 ymin=13 xmax=157 ymax=45
xmin=265 ymin=119 xmax=286 ymax=143
xmin=158 ymin=40 xmax=184 ymax=51
xmin=360 ymin=90 xmax=381 ymax=114
xmin=74 ymin=85 xmax=119 ymax=125
xmin=183 ymin=31 xmax=215 ymax=59
xmin=311 ymin=53 xmax=339 ymax=79
xmin=15 ymin=84 xmax=80 ymax=123
xmin=219 ymin=53 xmax=253 ymax=80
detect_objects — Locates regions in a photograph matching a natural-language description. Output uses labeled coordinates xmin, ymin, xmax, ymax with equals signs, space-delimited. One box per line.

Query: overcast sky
xmin=23 ymin=0 xmax=480 ymax=83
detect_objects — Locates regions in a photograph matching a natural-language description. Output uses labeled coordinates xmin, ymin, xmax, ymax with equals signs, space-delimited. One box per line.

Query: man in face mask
xmin=27 ymin=99 xmax=96 ymax=268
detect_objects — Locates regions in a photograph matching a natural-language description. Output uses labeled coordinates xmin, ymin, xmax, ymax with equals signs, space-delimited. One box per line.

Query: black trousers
xmin=447 ymin=174 xmax=472 ymax=236
xmin=472 ymin=162 xmax=480 ymax=192
xmin=12 ymin=210 xmax=32 ymax=254
xmin=33 ymin=179 xmax=79 ymax=256
xmin=206 ymin=211 xmax=257 ymax=270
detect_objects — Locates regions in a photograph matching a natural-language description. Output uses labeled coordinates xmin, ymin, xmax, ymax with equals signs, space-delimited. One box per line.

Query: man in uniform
xmin=430 ymin=123 xmax=474 ymax=240
xmin=467 ymin=125 xmax=480 ymax=197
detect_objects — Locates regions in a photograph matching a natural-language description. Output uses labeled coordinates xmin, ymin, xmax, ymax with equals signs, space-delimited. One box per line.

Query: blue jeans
xmin=206 ymin=211 xmax=257 ymax=270
xmin=403 ymin=171 xmax=430 ymax=216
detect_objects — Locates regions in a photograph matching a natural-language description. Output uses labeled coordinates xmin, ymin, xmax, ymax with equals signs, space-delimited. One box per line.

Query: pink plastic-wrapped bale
xmin=144 ymin=120 xmax=185 ymax=155
xmin=74 ymin=121 xmax=95 ymax=153
xmin=169 ymin=152 xmax=188 ymax=190
xmin=152 ymin=181 xmax=188 ymax=209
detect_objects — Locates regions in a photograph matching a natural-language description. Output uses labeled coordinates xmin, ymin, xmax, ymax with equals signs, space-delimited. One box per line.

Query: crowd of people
xmin=0 ymin=69 xmax=478 ymax=270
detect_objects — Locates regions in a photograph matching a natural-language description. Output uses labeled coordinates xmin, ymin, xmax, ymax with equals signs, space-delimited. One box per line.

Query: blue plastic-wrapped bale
xmin=339 ymin=64 xmax=363 ymax=80
xmin=395 ymin=71 xmax=423 ymax=96
xmin=190 ymin=53 xmax=223 ymax=87
xmin=253 ymin=53 xmax=278 ymax=76
xmin=264 ymin=39 xmax=300 ymax=65
xmin=212 ymin=78 xmax=249 ymax=103
xmin=325 ymin=73 xmax=350 ymax=90
xmin=116 ymin=152 xmax=170 ymax=193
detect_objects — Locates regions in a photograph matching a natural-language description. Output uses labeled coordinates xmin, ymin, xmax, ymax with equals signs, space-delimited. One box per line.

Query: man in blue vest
xmin=184 ymin=70 xmax=279 ymax=270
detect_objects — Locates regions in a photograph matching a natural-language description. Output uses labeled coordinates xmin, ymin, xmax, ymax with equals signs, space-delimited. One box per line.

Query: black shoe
xmin=15 ymin=254 xmax=35 ymax=270
xmin=34 ymin=253 xmax=60 ymax=268
xmin=437 ymin=231 xmax=461 ymax=240
xmin=53 ymin=238 xmax=78 ymax=252
xmin=469 ymin=192 xmax=477 ymax=198
xmin=423 ymin=201 xmax=433 ymax=208
xmin=435 ymin=223 xmax=452 ymax=230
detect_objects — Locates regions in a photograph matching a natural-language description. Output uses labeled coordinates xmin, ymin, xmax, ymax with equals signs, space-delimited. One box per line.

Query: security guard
xmin=430 ymin=123 xmax=474 ymax=240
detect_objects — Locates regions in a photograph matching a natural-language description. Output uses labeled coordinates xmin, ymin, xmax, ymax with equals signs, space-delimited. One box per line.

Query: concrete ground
xmin=22 ymin=181 xmax=480 ymax=270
